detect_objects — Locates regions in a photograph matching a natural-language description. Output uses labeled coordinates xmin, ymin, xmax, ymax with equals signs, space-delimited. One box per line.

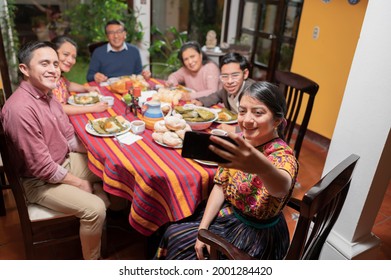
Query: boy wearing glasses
xmin=191 ymin=52 xmax=254 ymax=114
xmin=87 ymin=20 xmax=150 ymax=83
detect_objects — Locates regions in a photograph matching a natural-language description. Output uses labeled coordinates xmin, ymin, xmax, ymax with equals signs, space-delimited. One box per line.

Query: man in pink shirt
xmin=1 ymin=41 xmax=107 ymax=260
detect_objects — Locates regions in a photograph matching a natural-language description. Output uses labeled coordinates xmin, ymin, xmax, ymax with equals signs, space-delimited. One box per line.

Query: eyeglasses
xmin=106 ymin=29 xmax=125 ymax=35
xmin=219 ymin=71 xmax=243 ymax=82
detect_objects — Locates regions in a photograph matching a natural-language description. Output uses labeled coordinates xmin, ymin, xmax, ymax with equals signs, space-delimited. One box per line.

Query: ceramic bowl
xmin=186 ymin=111 xmax=218 ymax=131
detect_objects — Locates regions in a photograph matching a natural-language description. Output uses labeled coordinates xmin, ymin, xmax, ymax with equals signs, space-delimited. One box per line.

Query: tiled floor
xmin=0 ymin=137 xmax=390 ymax=260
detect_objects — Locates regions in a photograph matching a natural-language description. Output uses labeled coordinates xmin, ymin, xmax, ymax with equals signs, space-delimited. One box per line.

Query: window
xmin=236 ymin=0 xmax=303 ymax=81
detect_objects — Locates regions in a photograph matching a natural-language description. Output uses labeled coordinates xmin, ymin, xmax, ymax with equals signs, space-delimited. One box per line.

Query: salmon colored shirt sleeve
xmin=1 ymin=81 xmax=83 ymax=183
xmin=167 ymin=61 xmax=222 ymax=99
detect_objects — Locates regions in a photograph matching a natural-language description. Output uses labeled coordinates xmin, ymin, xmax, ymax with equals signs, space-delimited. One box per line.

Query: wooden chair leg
xmin=0 ymin=169 xmax=8 ymax=216
xmin=0 ymin=187 xmax=6 ymax=216
xmin=101 ymin=219 xmax=108 ymax=259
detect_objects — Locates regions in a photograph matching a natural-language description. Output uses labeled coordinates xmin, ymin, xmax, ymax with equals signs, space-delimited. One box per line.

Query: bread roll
xmin=152 ymin=132 xmax=164 ymax=143
xmin=162 ymin=131 xmax=182 ymax=147
xmin=165 ymin=116 xmax=186 ymax=131
xmin=154 ymin=120 xmax=169 ymax=133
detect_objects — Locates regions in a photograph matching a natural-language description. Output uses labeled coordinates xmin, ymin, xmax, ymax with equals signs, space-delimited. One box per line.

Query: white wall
xmin=225 ymin=0 xmax=239 ymax=44
xmin=133 ymin=0 xmax=151 ymax=69
xmin=320 ymin=0 xmax=391 ymax=259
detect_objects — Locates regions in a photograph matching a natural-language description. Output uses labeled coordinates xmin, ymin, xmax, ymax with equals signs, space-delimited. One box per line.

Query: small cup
xmin=102 ymin=96 xmax=114 ymax=107
xmin=130 ymin=120 xmax=145 ymax=134
xmin=211 ymin=129 xmax=228 ymax=136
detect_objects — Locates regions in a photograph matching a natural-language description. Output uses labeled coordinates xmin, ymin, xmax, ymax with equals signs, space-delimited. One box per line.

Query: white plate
xmin=85 ymin=119 xmax=132 ymax=137
xmin=153 ymin=139 xmax=182 ymax=149
xmin=68 ymin=93 xmax=101 ymax=106
xmin=99 ymin=77 xmax=120 ymax=87
xmin=215 ymin=119 xmax=238 ymax=124
xmin=194 ymin=159 xmax=218 ymax=166
xmin=215 ymin=109 xmax=238 ymax=124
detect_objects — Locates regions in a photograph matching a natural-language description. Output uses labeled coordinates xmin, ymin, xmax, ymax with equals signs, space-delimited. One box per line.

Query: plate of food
xmin=85 ymin=116 xmax=131 ymax=137
xmin=215 ymin=107 xmax=238 ymax=124
xmin=108 ymin=75 xmax=150 ymax=94
xmin=194 ymin=159 xmax=218 ymax=166
xmin=68 ymin=92 xmax=101 ymax=106
xmin=152 ymin=130 xmax=184 ymax=149
xmin=153 ymin=139 xmax=182 ymax=149
xmin=172 ymin=104 xmax=218 ymax=130
xmin=150 ymin=86 xmax=194 ymax=106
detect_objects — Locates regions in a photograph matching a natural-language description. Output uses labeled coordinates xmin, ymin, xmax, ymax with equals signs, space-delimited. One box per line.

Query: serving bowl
xmin=186 ymin=118 xmax=216 ymax=131
xmin=173 ymin=104 xmax=218 ymax=131
xmin=186 ymin=111 xmax=217 ymax=131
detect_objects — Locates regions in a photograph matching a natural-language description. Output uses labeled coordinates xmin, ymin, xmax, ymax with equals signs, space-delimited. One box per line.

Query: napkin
xmin=115 ymin=132 xmax=142 ymax=145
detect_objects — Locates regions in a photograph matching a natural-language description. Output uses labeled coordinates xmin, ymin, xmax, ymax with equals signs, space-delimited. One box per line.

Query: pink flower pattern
xmin=214 ymin=138 xmax=298 ymax=219
xmin=52 ymin=76 xmax=70 ymax=104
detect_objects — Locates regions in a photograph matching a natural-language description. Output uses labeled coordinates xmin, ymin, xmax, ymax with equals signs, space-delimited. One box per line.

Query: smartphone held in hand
xmin=181 ymin=131 xmax=236 ymax=163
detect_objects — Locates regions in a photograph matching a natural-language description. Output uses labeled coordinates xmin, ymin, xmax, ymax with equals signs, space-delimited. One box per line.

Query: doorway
xmin=235 ymin=0 xmax=303 ymax=81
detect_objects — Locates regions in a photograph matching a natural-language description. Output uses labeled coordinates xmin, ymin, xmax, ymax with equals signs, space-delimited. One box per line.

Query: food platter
xmin=151 ymin=86 xmax=194 ymax=105
xmin=68 ymin=93 xmax=101 ymax=106
xmin=107 ymin=75 xmax=150 ymax=94
xmin=215 ymin=108 xmax=238 ymax=124
xmin=85 ymin=121 xmax=131 ymax=137
xmin=85 ymin=117 xmax=131 ymax=137
xmin=153 ymin=139 xmax=182 ymax=149
xmin=194 ymin=159 xmax=218 ymax=166
xmin=173 ymin=104 xmax=218 ymax=130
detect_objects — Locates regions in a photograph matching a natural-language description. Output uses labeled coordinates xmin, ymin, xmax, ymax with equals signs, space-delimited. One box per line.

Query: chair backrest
xmin=198 ymin=154 xmax=360 ymax=260
xmin=285 ymin=154 xmax=360 ymax=259
xmin=0 ymin=120 xmax=82 ymax=259
xmin=88 ymin=41 xmax=108 ymax=56
xmin=0 ymin=27 xmax=13 ymax=100
xmin=274 ymin=70 xmax=319 ymax=159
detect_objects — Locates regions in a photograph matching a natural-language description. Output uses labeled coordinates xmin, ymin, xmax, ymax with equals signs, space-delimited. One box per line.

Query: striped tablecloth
xmin=69 ymin=80 xmax=217 ymax=236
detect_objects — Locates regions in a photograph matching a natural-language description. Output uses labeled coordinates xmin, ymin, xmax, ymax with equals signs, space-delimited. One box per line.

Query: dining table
xmin=68 ymin=78 xmax=218 ymax=236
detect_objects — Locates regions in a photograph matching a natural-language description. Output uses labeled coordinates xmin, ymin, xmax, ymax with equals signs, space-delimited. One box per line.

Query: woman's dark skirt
xmin=154 ymin=203 xmax=290 ymax=260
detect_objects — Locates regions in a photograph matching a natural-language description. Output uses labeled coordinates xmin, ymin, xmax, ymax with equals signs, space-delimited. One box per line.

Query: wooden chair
xmin=274 ymin=70 xmax=319 ymax=159
xmin=87 ymin=41 xmax=108 ymax=56
xmin=0 ymin=121 xmax=83 ymax=259
xmin=198 ymin=154 xmax=360 ymax=260
xmin=0 ymin=26 xmax=13 ymax=215
xmin=0 ymin=156 xmax=10 ymax=216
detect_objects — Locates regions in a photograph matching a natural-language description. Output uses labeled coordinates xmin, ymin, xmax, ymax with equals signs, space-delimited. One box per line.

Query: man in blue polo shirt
xmin=86 ymin=20 xmax=150 ymax=83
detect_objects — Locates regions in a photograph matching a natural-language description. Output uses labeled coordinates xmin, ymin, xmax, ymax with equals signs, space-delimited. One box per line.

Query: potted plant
xmin=147 ymin=25 xmax=187 ymax=79
xmin=64 ymin=0 xmax=144 ymax=57
xmin=0 ymin=0 xmax=19 ymax=89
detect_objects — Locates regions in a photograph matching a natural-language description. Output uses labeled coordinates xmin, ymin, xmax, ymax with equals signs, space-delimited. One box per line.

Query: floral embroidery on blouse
xmin=214 ymin=138 xmax=298 ymax=220
xmin=52 ymin=76 xmax=70 ymax=104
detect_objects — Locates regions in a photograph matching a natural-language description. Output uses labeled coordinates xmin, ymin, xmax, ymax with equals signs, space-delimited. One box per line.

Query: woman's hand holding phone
xmin=209 ymin=132 xmax=264 ymax=174
xmin=181 ymin=131 xmax=237 ymax=163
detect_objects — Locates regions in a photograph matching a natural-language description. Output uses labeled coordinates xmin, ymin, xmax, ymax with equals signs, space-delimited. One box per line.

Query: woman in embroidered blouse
xmin=155 ymin=82 xmax=298 ymax=260
xmin=166 ymin=41 xmax=222 ymax=100
xmin=52 ymin=36 xmax=109 ymax=115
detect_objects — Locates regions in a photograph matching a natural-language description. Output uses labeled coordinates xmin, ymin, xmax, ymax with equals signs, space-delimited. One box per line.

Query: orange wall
xmin=291 ymin=0 xmax=368 ymax=139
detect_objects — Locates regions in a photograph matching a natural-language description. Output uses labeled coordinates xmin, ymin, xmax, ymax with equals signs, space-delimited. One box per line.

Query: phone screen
xmin=181 ymin=131 xmax=236 ymax=163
